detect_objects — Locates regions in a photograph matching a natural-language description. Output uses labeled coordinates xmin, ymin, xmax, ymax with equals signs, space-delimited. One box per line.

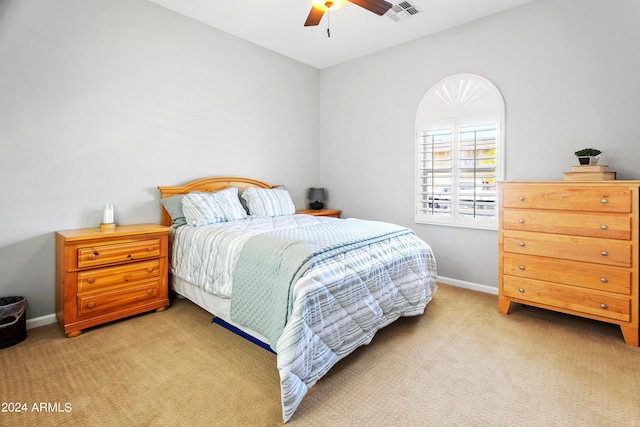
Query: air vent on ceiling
xmin=385 ymin=1 xmax=420 ymax=22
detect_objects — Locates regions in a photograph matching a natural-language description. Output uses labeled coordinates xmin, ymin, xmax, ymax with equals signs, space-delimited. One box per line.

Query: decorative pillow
xmin=241 ymin=187 xmax=295 ymax=217
xmin=160 ymin=194 xmax=187 ymax=226
xmin=215 ymin=187 xmax=247 ymax=221
xmin=182 ymin=187 xmax=247 ymax=226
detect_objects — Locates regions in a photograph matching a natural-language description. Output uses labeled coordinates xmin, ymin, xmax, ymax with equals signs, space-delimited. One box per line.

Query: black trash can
xmin=0 ymin=296 xmax=27 ymax=349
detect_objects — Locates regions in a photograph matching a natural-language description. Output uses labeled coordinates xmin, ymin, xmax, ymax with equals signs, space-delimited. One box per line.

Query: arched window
xmin=415 ymin=74 xmax=505 ymax=230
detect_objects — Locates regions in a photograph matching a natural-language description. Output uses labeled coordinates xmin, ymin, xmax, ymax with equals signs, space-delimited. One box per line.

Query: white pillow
xmin=241 ymin=187 xmax=295 ymax=217
xmin=182 ymin=187 xmax=247 ymax=226
xmin=216 ymin=187 xmax=248 ymax=221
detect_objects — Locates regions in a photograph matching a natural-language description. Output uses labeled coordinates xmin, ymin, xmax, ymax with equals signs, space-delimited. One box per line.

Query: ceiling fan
xmin=304 ymin=0 xmax=393 ymax=27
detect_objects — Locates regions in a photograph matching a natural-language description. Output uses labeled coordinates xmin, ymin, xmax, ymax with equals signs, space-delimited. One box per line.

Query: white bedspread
xmin=170 ymin=214 xmax=332 ymax=298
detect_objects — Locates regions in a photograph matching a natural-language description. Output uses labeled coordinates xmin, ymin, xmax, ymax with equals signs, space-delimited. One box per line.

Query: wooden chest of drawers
xmin=56 ymin=224 xmax=170 ymax=337
xmin=498 ymin=181 xmax=639 ymax=346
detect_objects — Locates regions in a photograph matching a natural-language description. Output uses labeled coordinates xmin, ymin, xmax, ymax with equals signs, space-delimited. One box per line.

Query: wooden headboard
xmin=157 ymin=176 xmax=275 ymax=227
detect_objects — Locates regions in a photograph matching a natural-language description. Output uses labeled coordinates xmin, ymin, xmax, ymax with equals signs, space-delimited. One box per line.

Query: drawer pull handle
xmin=519 ymin=288 xmax=525 ymax=293
xmin=519 ymin=265 xmax=525 ymax=270
xmin=519 ymin=219 xmax=524 ymax=224
xmin=147 ymin=247 xmax=155 ymax=252
xmin=87 ymin=278 xmax=95 ymax=284
xmin=519 ymin=242 xmax=525 ymax=247
xmin=601 ymin=251 xmax=608 ymax=256
xmin=147 ymin=289 xmax=153 ymax=295
xmin=601 ymin=277 xmax=608 ymax=283
xmin=87 ymin=302 xmax=95 ymax=309
xmin=88 ymin=252 xmax=98 ymax=260
xmin=601 ymin=225 xmax=607 ymax=230
xmin=519 ymin=196 xmax=525 ymax=201
xmin=601 ymin=198 xmax=608 ymax=204
xmin=600 ymin=303 xmax=607 ymax=310
xmin=147 ymin=267 xmax=154 ymax=273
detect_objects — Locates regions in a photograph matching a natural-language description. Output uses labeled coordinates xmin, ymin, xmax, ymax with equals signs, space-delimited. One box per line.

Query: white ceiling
xmin=146 ymin=0 xmax=534 ymax=69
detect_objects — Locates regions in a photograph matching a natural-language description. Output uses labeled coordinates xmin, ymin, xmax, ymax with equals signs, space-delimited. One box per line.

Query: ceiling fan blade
xmin=348 ymin=0 xmax=393 ymax=16
xmin=304 ymin=7 xmax=324 ymax=26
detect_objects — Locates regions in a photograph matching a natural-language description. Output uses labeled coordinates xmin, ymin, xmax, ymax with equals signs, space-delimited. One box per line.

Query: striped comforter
xmin=170 ymin=215 xmax=437 ymax=422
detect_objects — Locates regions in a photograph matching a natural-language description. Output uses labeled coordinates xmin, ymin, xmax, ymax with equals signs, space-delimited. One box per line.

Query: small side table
xmin=296 ymin=208 xmax=342 ymax=218
xmin=55 ymin=223 xmax=170 ymax=337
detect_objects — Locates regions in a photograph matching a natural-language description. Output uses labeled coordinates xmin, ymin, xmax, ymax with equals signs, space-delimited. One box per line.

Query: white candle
xmin=102 ymin=204 xmax=114 ymax=224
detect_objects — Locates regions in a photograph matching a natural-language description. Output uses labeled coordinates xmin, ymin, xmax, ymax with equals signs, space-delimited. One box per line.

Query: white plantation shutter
xmin=457 ymin=122 xmax=498 ymax=222
xmin=417 ymin=127 xmax=453 ymax=223
xmin=415 ymin=75 xmax=504 ymax=229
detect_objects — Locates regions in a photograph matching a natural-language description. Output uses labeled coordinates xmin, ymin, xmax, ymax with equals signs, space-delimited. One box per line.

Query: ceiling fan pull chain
xmin=327 ymin=10 xmax=331 ymax=37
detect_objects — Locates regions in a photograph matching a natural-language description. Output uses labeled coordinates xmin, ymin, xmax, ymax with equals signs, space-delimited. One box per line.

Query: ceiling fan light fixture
xmin=310 ymin=0 xmax=347 ymax=13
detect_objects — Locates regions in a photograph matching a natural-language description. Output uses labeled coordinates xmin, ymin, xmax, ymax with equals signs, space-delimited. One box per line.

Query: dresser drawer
xmin=502 ymin=186 xmax=631 ymax=213
xmin=77 ymin=260 xmax=160 ymax=293
xmin=503 ymin=253 xmax=631 ymax=295
xmin=502 ymin=209 xmax=631 ymax=240
xmin=502 ymin=276 xmax=630 ymax=322
xmin=77 ymin=239 xmax=161 ymax=268
xmin=503 ymin=230 xmax=632 ymax=267
xmin=77 ymin=281 xmax=160 ymax=318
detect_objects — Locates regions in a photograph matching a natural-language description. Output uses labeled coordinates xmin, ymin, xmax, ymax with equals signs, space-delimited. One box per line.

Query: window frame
xmin=415 ymin=74 xmax=505 ymax=230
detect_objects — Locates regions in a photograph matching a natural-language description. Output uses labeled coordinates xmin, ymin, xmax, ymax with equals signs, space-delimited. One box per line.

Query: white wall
xmin=318 ymin=0 xmax=640 ymax=289
xmin=3 ymin=0 xmax=639 ymax=321
xmin=0 ymin=0 xmax=320 ymax=319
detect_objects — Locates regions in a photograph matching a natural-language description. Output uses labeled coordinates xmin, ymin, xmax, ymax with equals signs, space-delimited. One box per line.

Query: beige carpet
xmin=1 ymin=284 xmax=639 ymax=426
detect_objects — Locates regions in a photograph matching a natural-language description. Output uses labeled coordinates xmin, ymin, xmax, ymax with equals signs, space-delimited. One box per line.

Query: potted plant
xmin=574 ymin=148 xmax=602 ymax=165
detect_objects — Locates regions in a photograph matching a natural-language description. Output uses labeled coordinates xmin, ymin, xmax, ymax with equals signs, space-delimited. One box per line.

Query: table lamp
xmin=308 ymin=188 xmax=325 ymax=210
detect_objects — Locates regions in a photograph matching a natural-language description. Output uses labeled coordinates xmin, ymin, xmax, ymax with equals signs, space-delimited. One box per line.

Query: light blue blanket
xmin=229 ymin=218 xmax=412 ymax=350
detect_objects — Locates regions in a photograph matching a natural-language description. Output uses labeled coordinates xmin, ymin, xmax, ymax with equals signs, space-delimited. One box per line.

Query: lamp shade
xmin=308 ymin=188 xmax=325 ymax=210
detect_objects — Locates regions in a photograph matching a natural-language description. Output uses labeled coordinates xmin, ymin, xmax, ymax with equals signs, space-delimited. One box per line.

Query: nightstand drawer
xmin=503 ymin=276 xmax=630 ymax=322
xmin=77 ymin=260 xmax=160 ymax=293
xmin=77 ymin=281 xmax=160 ymax=318
xmin=503 ymin=230 xmax=631 ymax=267
xmin=77 ymin=239 xmax=161 ymax=268
xmin=502 ymin=186 xmax=631 ymax=213
xmin=503 ymin=254 xmax=631 ymax=295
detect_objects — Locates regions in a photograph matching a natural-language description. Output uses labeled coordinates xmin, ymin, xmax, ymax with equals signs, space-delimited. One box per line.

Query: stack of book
xmin=563 ymin=165 xmax=616 ymax=181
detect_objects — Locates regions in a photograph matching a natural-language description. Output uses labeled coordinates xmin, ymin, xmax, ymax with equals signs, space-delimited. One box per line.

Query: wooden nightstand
xmin=296 ymin=208 xmax=342 ymax=218
xmin=55 ymin=223 xmax=170 ymax=337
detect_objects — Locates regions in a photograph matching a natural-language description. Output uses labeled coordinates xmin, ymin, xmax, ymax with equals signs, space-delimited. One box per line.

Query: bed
xmin=158 ymin=176 xmax=437 ymax=422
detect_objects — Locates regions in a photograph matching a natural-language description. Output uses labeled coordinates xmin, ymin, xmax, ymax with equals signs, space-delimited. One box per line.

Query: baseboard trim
xmin=437 ymin=276 xmax=498 ymax=295
xmin=26 ymin=313 xmax=57 ymax=330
